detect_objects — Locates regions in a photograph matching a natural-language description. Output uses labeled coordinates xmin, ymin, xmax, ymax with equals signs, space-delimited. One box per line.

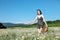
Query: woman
xmin=29 ymin=9 xmax=48 ymax=34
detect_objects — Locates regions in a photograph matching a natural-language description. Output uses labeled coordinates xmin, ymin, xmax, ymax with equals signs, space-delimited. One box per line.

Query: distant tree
xmin=0 ymin=23 xmax=7 ymax=29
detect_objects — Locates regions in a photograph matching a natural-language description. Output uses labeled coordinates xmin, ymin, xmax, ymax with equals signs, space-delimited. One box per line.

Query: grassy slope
xmin=47 ymin=20 xmax=60 ymax=27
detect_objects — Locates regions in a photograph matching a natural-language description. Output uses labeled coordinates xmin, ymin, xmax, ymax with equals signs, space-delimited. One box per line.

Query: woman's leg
xmin=38 ymin=28 xmax=43 ymax=33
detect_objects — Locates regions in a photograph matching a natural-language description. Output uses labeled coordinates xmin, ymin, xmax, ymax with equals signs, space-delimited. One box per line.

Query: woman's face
xmin=37 ymin=11 xmax=40 ymax=15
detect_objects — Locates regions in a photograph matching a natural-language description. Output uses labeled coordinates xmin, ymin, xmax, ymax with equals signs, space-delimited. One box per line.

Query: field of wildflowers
xmin=0 ymin=27 xmax=60 ymax=40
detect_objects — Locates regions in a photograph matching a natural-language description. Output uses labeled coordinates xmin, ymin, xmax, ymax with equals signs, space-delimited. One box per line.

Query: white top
xmin=29 ymin=14 xmax=47 ymax=25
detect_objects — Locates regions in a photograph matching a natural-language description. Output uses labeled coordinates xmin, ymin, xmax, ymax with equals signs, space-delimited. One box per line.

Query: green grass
xmin=0 ymin=27 xmax=60 ymax=40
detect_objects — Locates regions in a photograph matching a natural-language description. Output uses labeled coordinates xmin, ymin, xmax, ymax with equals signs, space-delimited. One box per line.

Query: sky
xmin=0 ymin=0 xmax=60 ymax=23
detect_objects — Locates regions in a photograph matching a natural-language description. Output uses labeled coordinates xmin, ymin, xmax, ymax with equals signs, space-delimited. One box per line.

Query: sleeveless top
xmin=37 ymin=16 xmax=44 ymax=25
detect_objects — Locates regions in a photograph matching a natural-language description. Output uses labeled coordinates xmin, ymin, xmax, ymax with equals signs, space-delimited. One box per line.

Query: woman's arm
xmin=42 ymin=15 xmax=48 ymax=27
xmin=28 ymin=16 xmax=37 ymax=25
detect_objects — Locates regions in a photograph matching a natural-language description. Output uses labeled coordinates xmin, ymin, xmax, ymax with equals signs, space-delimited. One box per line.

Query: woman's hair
xmin=37 ymin=9 xmax=42 ymax=15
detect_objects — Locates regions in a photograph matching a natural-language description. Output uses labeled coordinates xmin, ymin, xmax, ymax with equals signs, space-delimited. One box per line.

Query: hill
xmin=1 ymin=20 xmax=60 ymax=28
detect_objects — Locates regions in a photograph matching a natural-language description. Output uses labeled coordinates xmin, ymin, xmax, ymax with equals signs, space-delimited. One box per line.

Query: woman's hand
xmin=44 ymin=24 xmax=48 ymax=32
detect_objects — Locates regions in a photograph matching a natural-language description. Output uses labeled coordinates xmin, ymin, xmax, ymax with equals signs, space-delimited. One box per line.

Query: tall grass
xmin=0 ymin=27 xmax=60 ymax=40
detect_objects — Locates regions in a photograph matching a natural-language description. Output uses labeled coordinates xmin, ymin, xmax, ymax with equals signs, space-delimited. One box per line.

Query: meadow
xmin=0 ymin=27 xmax=60 ymax=40
xmin=0 ymin=20 xmax=60 ymax=40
